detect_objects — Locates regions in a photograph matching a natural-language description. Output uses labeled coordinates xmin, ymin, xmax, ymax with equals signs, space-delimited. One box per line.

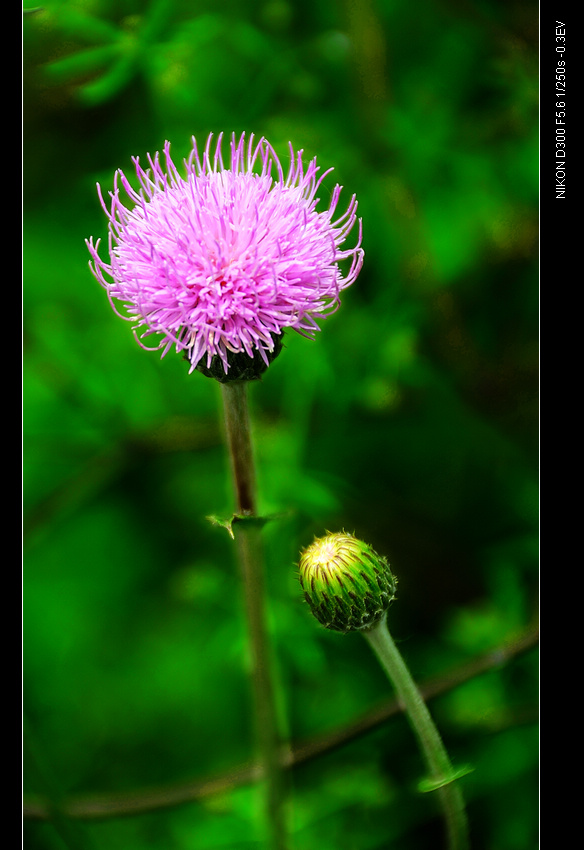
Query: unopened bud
xmin=298 ymin=532 xmax=397 ymax=633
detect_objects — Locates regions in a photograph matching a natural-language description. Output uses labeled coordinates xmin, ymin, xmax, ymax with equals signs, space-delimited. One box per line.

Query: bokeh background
xmin=23 ymin=1 xmax=539 ymax=848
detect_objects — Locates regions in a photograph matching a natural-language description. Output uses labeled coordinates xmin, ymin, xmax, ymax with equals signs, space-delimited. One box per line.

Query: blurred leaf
xmin=44 ymin=44 xmax=123 ymax=82
xmin=42 ymin=5 xmax=123 ymax=45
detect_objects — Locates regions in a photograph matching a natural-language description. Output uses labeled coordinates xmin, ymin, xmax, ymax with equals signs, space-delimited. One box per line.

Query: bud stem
xmin=363 ymin=616 xmax=469 ymax=850
xmin=220 ymin=381 xmax=288 ymax=850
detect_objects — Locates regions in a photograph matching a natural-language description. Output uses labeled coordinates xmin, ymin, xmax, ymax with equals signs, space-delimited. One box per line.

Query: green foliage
xmin=24 ymin=1 xmax=538 ymax=848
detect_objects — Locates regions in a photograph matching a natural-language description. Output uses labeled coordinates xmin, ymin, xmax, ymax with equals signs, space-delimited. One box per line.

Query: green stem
xmin=363 ymin=616 xmax=469 ymax=850
xmin=221 ymin=381 xmax=257 ymax=516
xmin=220 ymin=382 xmax=288 ymax=850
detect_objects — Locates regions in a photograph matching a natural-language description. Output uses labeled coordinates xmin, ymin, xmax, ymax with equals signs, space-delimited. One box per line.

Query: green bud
xmin=298 ymin=532 xmax=397 ymax=633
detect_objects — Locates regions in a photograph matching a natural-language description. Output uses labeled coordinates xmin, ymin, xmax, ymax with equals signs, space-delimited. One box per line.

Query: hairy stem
xmin=221 ymin=382 xmax=288 ymax=850
xmin=363 ymin=616 xmax=469 ymax=850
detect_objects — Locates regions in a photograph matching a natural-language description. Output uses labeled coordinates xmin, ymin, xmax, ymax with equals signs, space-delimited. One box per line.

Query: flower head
xmin=298 ymin=532 xmax=397 ymax=633
xmin=86 ymin=133 xmax=363 ymax=377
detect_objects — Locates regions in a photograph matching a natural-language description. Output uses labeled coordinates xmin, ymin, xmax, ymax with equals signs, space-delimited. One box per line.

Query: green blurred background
xmin=23 ymin=1 xmax=538 ymax=848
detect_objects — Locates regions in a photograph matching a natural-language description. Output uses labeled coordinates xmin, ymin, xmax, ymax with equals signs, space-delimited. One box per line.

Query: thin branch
xmin=23 ymin=622 xmax=538 ymax=822
xmin=290 ymin=620 xmax=539 ymax=767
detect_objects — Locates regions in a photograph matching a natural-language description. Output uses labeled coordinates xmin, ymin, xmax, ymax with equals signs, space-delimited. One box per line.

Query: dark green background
xmin=23 ymin=1 xmax=538 ymax=848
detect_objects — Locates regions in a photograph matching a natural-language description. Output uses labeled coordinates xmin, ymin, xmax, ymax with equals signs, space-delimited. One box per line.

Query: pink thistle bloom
xmin=86 ymin=133 xmax=363 ymax=376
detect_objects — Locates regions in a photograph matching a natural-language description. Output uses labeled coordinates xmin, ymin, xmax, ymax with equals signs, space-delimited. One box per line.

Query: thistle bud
xmin=298 ymin=532 xmax=397 ymax=633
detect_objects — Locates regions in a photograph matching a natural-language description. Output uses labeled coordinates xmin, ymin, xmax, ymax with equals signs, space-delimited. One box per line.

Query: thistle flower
xmin=86 ymin=133 xmax=363 ymax=378
xmin=298 ymin=532 xmax=397 ymax=633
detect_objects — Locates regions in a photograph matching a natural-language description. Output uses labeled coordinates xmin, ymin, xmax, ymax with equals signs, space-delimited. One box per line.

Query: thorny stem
xmin=363 ymin=615 xmax=470 ymax=850
xmin=220 ymin=381 xmax=288 ymax=850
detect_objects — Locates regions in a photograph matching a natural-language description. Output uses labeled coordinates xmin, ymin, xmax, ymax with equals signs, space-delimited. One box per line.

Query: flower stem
xmin=221 ymin=381 xmax=257 ymax=516
xmin=220 ymin=382 xmax=288 ymax=850
xmin=363 ymin=616 xmax=469 ymax=850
